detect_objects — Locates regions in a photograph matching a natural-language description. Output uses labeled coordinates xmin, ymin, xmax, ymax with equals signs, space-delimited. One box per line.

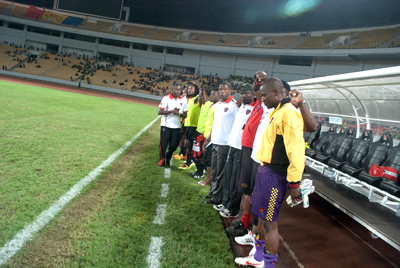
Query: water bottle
xmin=396 ymin=204 xmax=400 ymax=217
xmin=329 ymin=170 xmax=335 ymax=181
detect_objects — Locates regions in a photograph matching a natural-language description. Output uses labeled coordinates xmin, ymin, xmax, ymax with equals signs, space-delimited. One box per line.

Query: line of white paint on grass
xmin=146 ymin=236 xmax=164 ymax=268
xmin=147 ymin=167 xmax=171 ymax=268
xmin=153 ymin=204 xmax=167 ymax=225
xmin=0 ymin=115 xmax=161 ymax=266
xmin=160 ymin=183 xmax=169 ymax=198
xmin=164 ymin=168 xmax=171 ymax=178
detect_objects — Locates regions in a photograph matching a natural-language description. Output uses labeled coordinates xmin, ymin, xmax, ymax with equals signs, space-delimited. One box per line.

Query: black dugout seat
xmin=343 ymin=133 xmax=393 ymax=186
xmin=305 ymin=125 xmax=330 ymax=157
xmin=327 ymin=128 xmax=358 ymax=170
xmin=306 ymin=125 xmax=338 ymax=159
xmin=336 ymin=130 xmax=373 ymax=174
xmin=305 ymin=122 xmax=321 ymax=149
xmin=377 ymin=145 xmax=400 ymax=197
xmin=315 ymin=128 xmax=350 ymax=164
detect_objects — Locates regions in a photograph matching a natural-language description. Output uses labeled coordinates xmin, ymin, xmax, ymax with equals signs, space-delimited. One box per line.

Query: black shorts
xmin=204 ymin=144 xmax=213 ymax=167
xmin=186 ymin=126 xmax=197 ymax=143
xmin=237 ymin=146 xmax=255 ymax=195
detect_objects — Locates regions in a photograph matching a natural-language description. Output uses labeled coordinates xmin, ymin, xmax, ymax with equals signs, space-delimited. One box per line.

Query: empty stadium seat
xmin=343 ymin=132 xmax=392 ymax=184
xmin=306 ymin=125 xmax=337 ymax=158
xmin=328 ymin=129 xmax=371 ymax=170
xmin=315 ymin=127 xmax=350 ymax=163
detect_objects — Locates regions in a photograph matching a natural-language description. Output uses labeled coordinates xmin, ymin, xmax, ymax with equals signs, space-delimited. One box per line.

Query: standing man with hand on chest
xmin=252 ymin=78 xmax=305 ymax=267
xmin=158 ymin=84 xmax=187 ymax=166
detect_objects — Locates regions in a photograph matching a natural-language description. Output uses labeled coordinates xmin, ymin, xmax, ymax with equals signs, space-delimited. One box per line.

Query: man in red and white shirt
xmin=203 ymin=82 xmax=239 ymax=205
xmin=158 ymin=84 xmax=187 ymax=166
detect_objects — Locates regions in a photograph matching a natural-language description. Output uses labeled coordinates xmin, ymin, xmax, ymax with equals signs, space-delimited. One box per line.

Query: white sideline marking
xmin=164 ymin=168 xmax=171 ymax=178
xmin=0 ymin=115 xmax=161 ymax=266
xmin=153 ymin=204 xmax=167 ymax=224
xmin=147 ymin=236 xmax=164 ymax=268
xmin=279 ymin=235 xmax=305 ymax=268
xmin=160 ymin=184 xmax=169 ymax=198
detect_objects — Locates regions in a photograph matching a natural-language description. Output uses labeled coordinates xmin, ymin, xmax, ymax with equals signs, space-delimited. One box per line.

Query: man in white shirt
xmin=158 ymin=84 xmax=188 ymax=166
xmin=215 ymin=84 xmax=256 ymax=217
xmin=203 ymin=82 xmax=239 ymax=205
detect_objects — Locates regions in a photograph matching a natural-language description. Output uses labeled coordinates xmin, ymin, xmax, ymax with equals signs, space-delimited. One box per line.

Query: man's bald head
xmin=260 ymin=78 xmax=286 ymax=109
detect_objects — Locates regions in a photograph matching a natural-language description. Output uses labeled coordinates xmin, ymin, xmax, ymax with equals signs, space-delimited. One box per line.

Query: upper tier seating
xmin=342 ymin=132 xmax=393 ymax=185
xmin=9 ymin=5 xmax=28 ymax=18
xmin=252 ymin=36 xmax=300 ymax=49
xmin=337 ymin=27 xmax=400 ymax=49
xmin=149 ymin=30 xmax=181 ymax=41
xmin=124 ymin=25 xmax=152 ymax=37
xmin=217 ymin=35 xmax=253 ymax=47
xmin=294 ymin=32 xmax=356 ymax=49
xmin=81 ymin=22 xmax=113 ymax=33
xmin=181 ymin=33 xmax=222 ymax=45
xmin=0 ymin=2 xmax=8 ymax=13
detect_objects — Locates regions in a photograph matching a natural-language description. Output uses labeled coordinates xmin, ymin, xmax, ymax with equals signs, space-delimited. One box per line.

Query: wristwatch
xmin=299 ymin=99 xmax=306 ymax=106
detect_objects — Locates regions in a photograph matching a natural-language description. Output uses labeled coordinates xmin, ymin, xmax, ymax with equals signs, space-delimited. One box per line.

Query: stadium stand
xmin=124 ymin=25 xmax=152 ymax=37
xmin=182 ymin=33 xmax=222 ymax=45
xmin=13 ymin=57 xmax=62 ymax=76
xmin=9 ymin=5 xmax=28 ymax=18
xmin=149 ymin=29 xmax=182 ymax=41
xmin=252 ymin=36 xmax=301 ymax=49
xmin=0 ymin=44 xmax=27 ymax=70
xmin=391 ymin=39 xmax=400 ymax=47
xmin=294 ymin=32 xmax=357 ymax=49
xmin=217 ymin=35 xmax=253 ymax=47
xmin=337 ymin=27 xmax=400 ymax=49
xmin=0 ymin=2 xmax=8 ymax=13
xmin=81 ymin=21 xmax=113 ymax=33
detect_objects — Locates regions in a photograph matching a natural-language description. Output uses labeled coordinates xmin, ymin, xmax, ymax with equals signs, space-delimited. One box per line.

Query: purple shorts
xmin=250 ymin=165 xmax=289 ymax=222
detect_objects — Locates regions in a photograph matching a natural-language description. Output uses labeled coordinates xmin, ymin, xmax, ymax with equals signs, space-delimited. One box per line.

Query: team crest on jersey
xmin=259 ymin=206 xmax=266 ymax=215
xmin=246 ymin=109 xmax=251 ymax=115
xmin=224 ymin=108 xmax=229 ymax=112
xmin=180 ymin=103 xmax=183 ymax=106
xmin=162 ymin=127 xmax=166 ymax=132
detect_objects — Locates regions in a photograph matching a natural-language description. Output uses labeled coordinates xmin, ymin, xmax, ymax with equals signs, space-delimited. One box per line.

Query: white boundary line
xmin=279 ymin=234 xmax=305 ymax=268
xmin=0 ymin=115 xmax=161 ymax=266
xmin=153 ymin=204 xmax=167 ymax=225
xmin=146 ymin=237 xmax=164 ymax=268
xmin=160 ymin=183 xmax=169 ymax=198
xmin=164 ymin=168 xmax=171 ymax=178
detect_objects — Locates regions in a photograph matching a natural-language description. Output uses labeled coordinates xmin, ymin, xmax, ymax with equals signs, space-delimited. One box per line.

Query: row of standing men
xmin=157 ymin=71 xmax=318 ymax=267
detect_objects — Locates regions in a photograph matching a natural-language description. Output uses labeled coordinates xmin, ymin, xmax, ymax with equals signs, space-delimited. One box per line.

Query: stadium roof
xmin=7 ymin=0 xmax=400 ymax=33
